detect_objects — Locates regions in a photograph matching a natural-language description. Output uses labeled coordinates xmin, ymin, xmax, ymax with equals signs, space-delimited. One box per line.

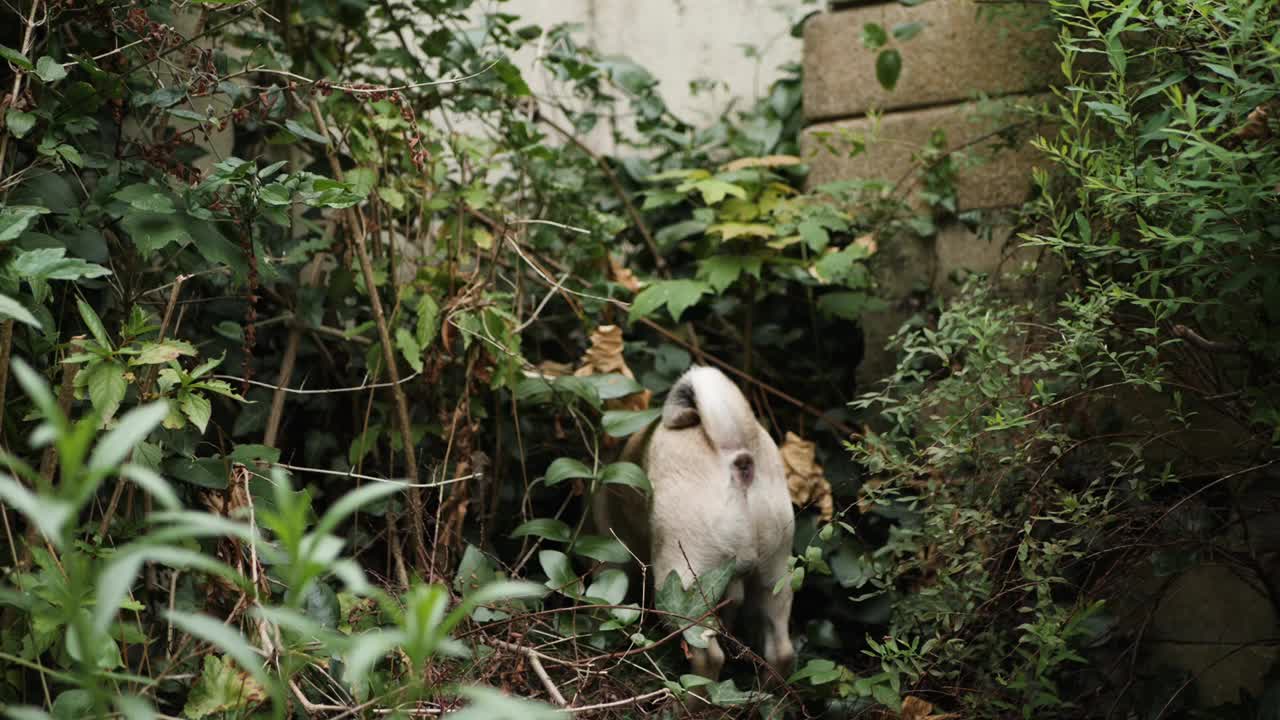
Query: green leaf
xmin=165 ymin=611 xmax=267 ymax=685
xmin=89 ymin=402 xmax=170 ymax=472
xmin=579 ymin=373 xmax=644 ymax=401
xmin=182 ymin=655 xmax=266 ymax=720
xmin=585 ymin=568 xmax=629 ymax=605
xmin=655 ymin=558 xmax=736 ymax=648
xmin=0 ymin=473 xmax=74 ymax=546
xmin=861 ymin=23 xmax=888 ymax=49
xmin=682 ymin=178 xmax=747 ymax=205
xmin=655 ymin=219 xmax=707 ymax=249
xmin=6 ymin=109 xmax=36 ymax=138
xmin=0 ymin=44 xmax=33 ymax=70
xmin=876 ymin=49 xmax=902 ymax=91
xmin=180 ymin=392 xmax=212 ymax=434
xmin=627 ymin=279 xmax=710 ymax=323
xmin=705 ymin=223 xmax=776 ymax=241
xmin=798 ymin=219 xmax=830 ymax=251
xmin=35 ymin=56 xmax=67 ymax=83
xmin=0 ymin=205 xmax=47 ymax=242
xmin=537 ymin=549 xmax=579 ymax=596
xmin=120 ymin=212 xmax=191 ymax=256
xmin=314 ymin=481 xmax=405 ymax=539
xmin=602 ymin=408 xmax=662 ymax=438
xmin=85 ymin=362 xmax=127 ymax=421
xmin=571 ymin=535 xmax=631 ymax=564
xmin=119 ymin=463 xmax=181 ymax=511
xmin=415 ymin=294 xmax=440 ymax=349
xmin=284 ymin=118 xmax=328 ymax=144
xmin=395 ymin=327 xmax=424 ymax=373
xmin=817 ymin=291 xmax=882 ymax=321
xmin=114 ymin=183 xmax=176 ymax=214
xmin=544 ymin=457 xmax=594 ymax=487
xmin=698 ymin=254 xmax=762 ymax=293
xmin=75 ymin=298 xmax=110 ymax=347
xmin=347 ymin=424 xmax=382 ymax=465
xmin=0 ymin=293 xmax=41 ymax=329
xmin=891 ymin=21 xmax=924 ymax=41
xmin=134 ymin=340 xmax=196 ymax=365
xmin=511 ymin=518 xmax=571 ymax=542
xmin=600 ymin=462 xmax=649 ymax=493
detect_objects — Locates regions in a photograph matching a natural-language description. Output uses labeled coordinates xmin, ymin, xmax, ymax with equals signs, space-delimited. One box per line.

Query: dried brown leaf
xmin=780 ymin=431 xmax=833 ymax=522
xmin=575 ymin=325 xmax=652 ymax=418
xmin=610 ymin=255 xmax=643 ymax=293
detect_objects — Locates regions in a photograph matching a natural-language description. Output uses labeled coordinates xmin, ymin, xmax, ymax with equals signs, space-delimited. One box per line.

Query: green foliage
xmin=820 ymin=1 xmax=1280 ymax=718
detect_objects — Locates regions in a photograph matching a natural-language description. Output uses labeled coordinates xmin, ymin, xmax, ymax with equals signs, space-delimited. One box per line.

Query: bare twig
xmin=491 ymin=639 xmax=567 ymax=706
xmin=1173 ymin=324 xmax=1242 ymax=353
xmin=568 ymin=688 xmax=672 ymax=713
xmin=210 ymin=371 xmax=420 ymax=395
xmin=306 ymin=96 xmax=428 ymax=574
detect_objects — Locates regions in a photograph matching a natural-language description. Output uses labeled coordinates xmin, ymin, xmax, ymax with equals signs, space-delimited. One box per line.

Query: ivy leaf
xmin=571 ymin=535 xmax=631 ymax=563
xmin=628 ymin=279 xmax=710 ymax=323
xmin=35 ymin=57 xmax=68 ymax=84
xmin=0 ymin=45 xmax=33 ymax=71
xmin=182 ymin=655 xmax=266 ymax=720
xmin=544 ymin=457 xmax=594 ymax=487
xmin=697 ymin=255 xmax=762 ymax=293
xmin=511 ymin=518 xmax=571 ymax=542
xmin=655 ymin=558 xmax=736 ymax=648
xmin=180 ymin=392 xmax=212 ymax=434
xmin=602 ymin=408 xmax=662 ymax=437
xmin=6 ymin=109 xmax=36 ymax=139
xmin=537 ymin=549 xmax=580 ymax=596
xmin=585 ymin=568 xmax=629 ymax=605
xmin=600 ymin=462 xmax=650 ymax=493
xmin=0 ymin=293 xmax=41 ymax=329
xmin=876 ymin=49 xmax=903 ymax=91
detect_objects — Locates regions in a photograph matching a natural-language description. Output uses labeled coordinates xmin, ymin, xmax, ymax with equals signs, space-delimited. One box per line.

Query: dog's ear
xmin=664 ymin=407 xmax=699 ymax=429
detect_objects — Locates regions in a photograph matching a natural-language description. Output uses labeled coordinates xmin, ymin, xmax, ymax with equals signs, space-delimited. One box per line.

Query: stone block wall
xmin=799 ymin=0 xmax=1059 ymax=384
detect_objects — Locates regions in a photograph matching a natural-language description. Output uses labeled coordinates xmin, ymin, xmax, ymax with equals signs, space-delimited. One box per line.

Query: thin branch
xmin=210 ymin=371 xmax=421 ymax=395
xmin=491 ymin=639 xmax=567 ymax=706
xmin=568 ymin=688 xmax=672 ymax=713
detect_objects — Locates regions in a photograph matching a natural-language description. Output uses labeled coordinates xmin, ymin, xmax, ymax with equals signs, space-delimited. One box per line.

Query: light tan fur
xmin=592 ymin=366 xmax=796 ymax=683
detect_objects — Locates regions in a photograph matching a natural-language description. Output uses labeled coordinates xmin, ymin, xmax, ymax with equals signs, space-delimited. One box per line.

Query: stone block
xmin=801 ymin=94 xmax=1051 ymax=211
xmin=803 ymin=0 xmax=1057 ymax=121
xmin=1145 ymin=564 xmax=1278 ymax=707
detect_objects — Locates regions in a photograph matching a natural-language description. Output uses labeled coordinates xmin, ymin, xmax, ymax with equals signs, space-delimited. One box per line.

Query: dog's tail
xmin=662 ymin=366 xmax=757 ymax=484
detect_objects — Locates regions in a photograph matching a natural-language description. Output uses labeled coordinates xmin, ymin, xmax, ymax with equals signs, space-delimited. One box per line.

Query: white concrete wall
xmin=482 ymin=0 xmax=809 ymax=151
